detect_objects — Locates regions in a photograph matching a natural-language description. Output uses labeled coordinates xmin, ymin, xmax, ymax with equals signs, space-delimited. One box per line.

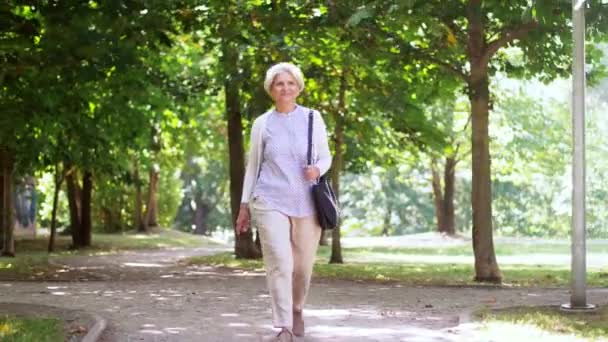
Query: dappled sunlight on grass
xmin=186 ymin=253 xmax=265 ymax=272
xmin=477 ymin=305 xmax=608 ymax=341
xmin=14 ymin=229 xmax=218 ymax=255
xmin=475 ymin=321 xmax=583 ymax=342
xmin=1 ymin=230 xmax=225 ymax=280
xmin=188 ymin=251 xmax=608 ymax=287
xmin=0 ymin=254 xmax=66 ymax=280
xmin=0 ymin=316 xmax=63 ymax=342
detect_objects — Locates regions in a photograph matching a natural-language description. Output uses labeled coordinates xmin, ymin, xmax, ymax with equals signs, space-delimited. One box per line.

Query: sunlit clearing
xmin=133 ymin=234 xmax=159 ymax=239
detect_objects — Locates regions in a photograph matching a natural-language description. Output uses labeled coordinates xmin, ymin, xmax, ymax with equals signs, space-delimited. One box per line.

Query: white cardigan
xmin=240 ymin=109 xmax=332 ymax=204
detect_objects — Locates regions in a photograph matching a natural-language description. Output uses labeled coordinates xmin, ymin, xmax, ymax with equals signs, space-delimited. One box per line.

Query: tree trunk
xmin=443 ymin=157 xmax=456 ymax=235
xmin=329 ymin=67 xmax=347 ymax=264
xmin=142 ymin=165 xmax=159 ymax=232
xmin=319 ymin=230 xmax=329 ymax=246
xmin=65 ymin=167 xmax=81 ymax=243
xmin=381 ymin=205 xmax=392 ymax=236
xmin=222 ymin=34 xmax=259 ymax=259
xmin=48 ymin=163 xmax=64 ymax=252
xmin=78 ymin=170 xmax=93 ymax=247
xmin=467 ymin=0 xmax=501 ymax=282
xmin=431 ymin=161 xmax=446 ymax=233
xmin=193 ymin=198 xmax=210 ymax=235
xmin=0 ymin=146 xmax=15 ymax=257
xmin=329 ymin=169 xmax=342 ymax=263
xmin=134 ymin=159 xmax=143 ymax=231
xmin=102 ymin=207 xmax=112 ymax=232
xmin=115 ymin=195 xmax=124 ymax=233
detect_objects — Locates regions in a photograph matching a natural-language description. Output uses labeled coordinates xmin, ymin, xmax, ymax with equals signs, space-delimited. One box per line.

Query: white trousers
xmin=251 ymin=197 xmax=322 ymax=328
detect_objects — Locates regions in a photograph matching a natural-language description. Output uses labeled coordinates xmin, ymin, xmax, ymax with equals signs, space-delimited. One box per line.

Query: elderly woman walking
xmin=235 ymin=62 xmax=332 ymax=341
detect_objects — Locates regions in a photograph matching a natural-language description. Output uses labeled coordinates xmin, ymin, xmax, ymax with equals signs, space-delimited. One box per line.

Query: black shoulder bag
xmin=307 ymin=110 xmax=339 ymax=230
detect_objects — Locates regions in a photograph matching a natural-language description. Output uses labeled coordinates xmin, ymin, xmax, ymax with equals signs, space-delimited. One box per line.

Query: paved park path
xmin=1 ymin=240 xmax=607 ymax=341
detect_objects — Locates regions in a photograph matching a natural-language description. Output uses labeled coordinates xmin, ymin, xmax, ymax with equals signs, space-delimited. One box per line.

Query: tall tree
xmin=429 ymin=97 xmax=471 ymax=236
xmin=0 ymin=147 xmax=15 ymax=257
xmin=353 ymin=0 xmax=608 ymax=282
xmin=296 ymin=3 xmax=444 ymax=263
xmin=2 ymin=1 xmax=183 ymax=249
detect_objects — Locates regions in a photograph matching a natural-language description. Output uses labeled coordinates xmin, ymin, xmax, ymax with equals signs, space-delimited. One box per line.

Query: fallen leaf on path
xmin=482 ymin=297 xmax=497 ymax=304
xmin=70 ymin=326 xmax=88 ymax=334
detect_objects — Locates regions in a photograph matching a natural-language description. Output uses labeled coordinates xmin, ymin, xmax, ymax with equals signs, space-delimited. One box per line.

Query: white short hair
xmin=264 ymin=62 xmax=305 ymax=94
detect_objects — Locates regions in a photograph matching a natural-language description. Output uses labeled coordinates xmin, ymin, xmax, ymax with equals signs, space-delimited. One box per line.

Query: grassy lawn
xmin=0 ymin=316 xmax=64 ymax=342
xmin=334 ymin=242 xmax=608 ymax=257
xmin=14 ymin=229 xmax=214 ymax=253
xmin=476 ymin=305 xmax=608 ymax=341
xmin=4 ymin=233 xmax=608 ymax=286
xmin=186 ymin=246 xmax=608 ymax=287
xmin=0 ymin=230 xmax=218 ymax=280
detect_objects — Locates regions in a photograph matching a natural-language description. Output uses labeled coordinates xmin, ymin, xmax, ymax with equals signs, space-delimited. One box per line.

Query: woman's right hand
xmin=235 ymin=204 xmax=251 ymax=235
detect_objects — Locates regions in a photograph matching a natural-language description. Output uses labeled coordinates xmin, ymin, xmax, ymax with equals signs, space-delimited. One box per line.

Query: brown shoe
xmin=275 ymin=328 xmax=293 ymax=342
xmin=293 ymin=311 xmax=304 ymax=337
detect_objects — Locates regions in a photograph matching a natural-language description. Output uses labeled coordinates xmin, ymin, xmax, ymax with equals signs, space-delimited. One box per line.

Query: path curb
xmin=0 ymin=302 xmax=107 ymax=342
xmin=81 ymin=314 xmax=107 ymax=342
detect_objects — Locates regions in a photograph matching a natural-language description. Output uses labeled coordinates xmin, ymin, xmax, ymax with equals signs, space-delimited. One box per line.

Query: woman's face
xmin=270 ymin=72 xmax=300 ymax=104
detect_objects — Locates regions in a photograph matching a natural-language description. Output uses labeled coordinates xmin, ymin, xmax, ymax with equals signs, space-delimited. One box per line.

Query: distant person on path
xmin=235 ymin=62 xmax=332 ymax=342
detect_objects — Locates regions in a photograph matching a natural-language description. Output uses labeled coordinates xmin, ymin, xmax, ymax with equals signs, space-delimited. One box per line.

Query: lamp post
xmin=561 ymin=0 xmax=596 ymax=312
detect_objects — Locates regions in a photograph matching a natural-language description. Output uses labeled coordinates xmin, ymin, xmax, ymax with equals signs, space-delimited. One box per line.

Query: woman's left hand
xmin=303 ymin=166 xmax=320 ymax=181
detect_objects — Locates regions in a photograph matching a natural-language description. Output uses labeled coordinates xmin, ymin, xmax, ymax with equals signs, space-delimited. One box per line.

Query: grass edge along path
xmin=186 ymin=251 xmax=608 ymax=287
xmin=0 ymin=315 xmax=64 ymax=342
xmin=0 ymin=230 xmax=219 ymax=280
xmin=475 ymin=305 xmax=608 ymax=341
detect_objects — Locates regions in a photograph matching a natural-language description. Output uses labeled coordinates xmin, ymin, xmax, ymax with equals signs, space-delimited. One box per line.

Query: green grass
xmin=0 ymin=230 xmax=219 ymax=279
xmin=0 ymin=316 xmax=63 ymax=342
xmin=186 ymin=250 xmax=608 ymax=287
xmin=6 ymin=233 xmax=608 ymax=286
xmin=331 ymin=242 xmax=608 ymax=258
xmin=14 ymin=229 xmax=213 ymax=253
xmin=476 ymin=305 xmax=608 ymax=341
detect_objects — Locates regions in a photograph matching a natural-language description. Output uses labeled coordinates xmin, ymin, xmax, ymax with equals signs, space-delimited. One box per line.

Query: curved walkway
xmin=1 ymin=247 xmax=606 ymax=341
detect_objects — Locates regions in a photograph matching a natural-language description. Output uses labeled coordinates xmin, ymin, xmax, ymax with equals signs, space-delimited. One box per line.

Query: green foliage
xmin=341 ymin=165 xmax=435 ymax=236
xmin=34 ymin=172 xmax=69 ymax=230
xmin=173 ymin=155 xmax=231 ymax=234
xmin=6 ymin=0 xmax=608 ymax=245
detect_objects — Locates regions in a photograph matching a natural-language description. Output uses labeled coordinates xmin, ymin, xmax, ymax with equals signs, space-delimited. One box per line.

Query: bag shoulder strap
xmin=307 ymin=110 xmax=313 ymax=166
